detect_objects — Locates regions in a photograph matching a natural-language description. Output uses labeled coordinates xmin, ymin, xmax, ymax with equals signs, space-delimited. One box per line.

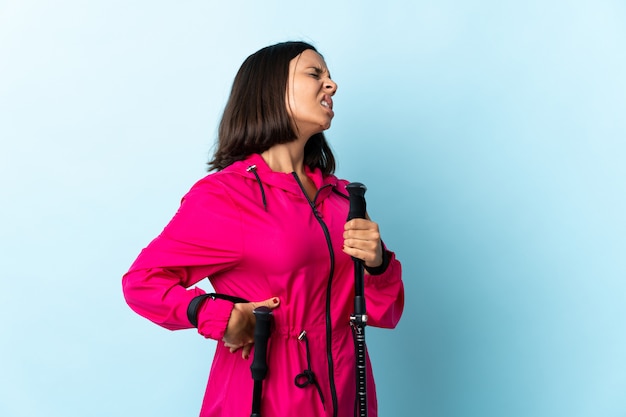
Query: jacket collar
xmin=225 ymin=153 xmax=339 ymax=201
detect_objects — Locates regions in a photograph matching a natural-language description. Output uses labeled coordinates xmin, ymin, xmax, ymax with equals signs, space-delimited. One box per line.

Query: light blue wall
xmin=1 ymin=1 xmax=624 ymax=416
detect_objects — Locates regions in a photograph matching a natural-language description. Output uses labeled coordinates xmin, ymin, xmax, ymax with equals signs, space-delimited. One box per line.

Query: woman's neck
xmin=261 ymin=141 xmax=317 ymax=200
xmin=261 ymin=142 xmax=306 ymax=175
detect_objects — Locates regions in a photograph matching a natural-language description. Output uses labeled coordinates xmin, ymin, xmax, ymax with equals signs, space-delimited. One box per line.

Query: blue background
xmin=1 ymin=1 xmax=625 ymax=416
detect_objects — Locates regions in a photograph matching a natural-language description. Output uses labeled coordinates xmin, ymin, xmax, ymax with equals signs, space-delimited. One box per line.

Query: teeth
xmin=321 ymin=100 xmax=329 ymax=107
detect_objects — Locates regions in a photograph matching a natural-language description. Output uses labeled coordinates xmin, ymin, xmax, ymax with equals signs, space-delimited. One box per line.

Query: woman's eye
xmin=308 ymin=73 xmax=320 ymax=78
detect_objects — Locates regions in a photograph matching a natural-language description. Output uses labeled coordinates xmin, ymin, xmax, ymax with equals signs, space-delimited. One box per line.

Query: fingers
xmin=224 ymin=340 xmax=246 ymax=353
xmin=344 ymin=219 xmax=380 ymax=240
xmin=242 ymin=343 xmax=252 ymax=360
xmin=343 ymin=245 xmax=382 ymax=267
xmin=224 ymin=342 xmax=255 ymax=360
xmin=259 ymin=297 xmax=281 ymax=310
xmin=223 ymin=297 xmax=280 ymax=359
xmin=343 ymin=219 xmax=383 ymax=267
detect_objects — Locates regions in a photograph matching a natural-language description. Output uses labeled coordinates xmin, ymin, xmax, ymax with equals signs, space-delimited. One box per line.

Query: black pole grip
xmin=347 ymin=182 xmax=368 ymax=299
xmin=250 ymin=306 xmax=273 ymax=381
xmin=346 ymin=182 xmax=367 ymax=221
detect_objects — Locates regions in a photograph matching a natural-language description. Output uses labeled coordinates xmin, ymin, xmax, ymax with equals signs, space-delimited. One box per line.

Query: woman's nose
xmin=325 ymin=79 xmax=338 ymax=95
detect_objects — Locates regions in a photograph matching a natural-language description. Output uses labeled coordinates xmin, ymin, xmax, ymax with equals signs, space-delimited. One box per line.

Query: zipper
xmin=292 ymin=173 xmax=338 ymax=417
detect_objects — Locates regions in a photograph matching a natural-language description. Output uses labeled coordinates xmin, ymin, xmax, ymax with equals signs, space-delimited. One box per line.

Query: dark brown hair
xmin=208 ymin=41 xmax=336 ymax=174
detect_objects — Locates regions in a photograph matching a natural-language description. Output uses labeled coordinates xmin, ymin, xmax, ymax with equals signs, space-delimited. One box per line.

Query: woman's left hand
xmin=343 ymin=218 xmax=383 ymax=269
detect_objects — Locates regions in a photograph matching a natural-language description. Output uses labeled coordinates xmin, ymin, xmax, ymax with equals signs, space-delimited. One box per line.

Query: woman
xmin=123 ymin=41 xmax=404 ymax=417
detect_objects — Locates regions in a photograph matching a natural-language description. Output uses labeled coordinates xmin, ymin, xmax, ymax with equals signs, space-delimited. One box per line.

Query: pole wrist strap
xmin=187 ymin=293 xmax=249 ymax=327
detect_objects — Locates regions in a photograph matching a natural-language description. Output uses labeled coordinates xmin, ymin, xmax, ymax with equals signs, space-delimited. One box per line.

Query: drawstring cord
xmin=247 ymin=165 xmax=267 ymax=211
xmin=295 ymin=331 xmax=326 ymax=408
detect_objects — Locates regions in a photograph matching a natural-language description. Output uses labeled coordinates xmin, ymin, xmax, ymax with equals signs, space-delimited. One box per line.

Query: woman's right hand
xmin=222 ymin=297 xmax=280 ymax=359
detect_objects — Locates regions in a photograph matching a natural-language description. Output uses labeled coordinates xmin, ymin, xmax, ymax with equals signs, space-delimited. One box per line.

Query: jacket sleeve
xmin=122 ymin=177 xmax=243 ymax=337
xmin=363 ymin=248 xmax=404 ymax=329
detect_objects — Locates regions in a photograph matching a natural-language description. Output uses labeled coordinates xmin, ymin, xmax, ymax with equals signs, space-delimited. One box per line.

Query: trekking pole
xmin=346 ymin=182 xmax=368 ymax=417
xmin=250 ymin=306 xmax=273 ymax=417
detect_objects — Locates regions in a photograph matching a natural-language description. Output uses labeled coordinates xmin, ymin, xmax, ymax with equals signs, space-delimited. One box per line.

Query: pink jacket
xmin=123 ymin=153 xmax=404 ymax=417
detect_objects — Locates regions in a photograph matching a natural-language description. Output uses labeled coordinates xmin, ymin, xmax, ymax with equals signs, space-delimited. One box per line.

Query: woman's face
xmin=286 ymin=49 xmax=338 ymax=138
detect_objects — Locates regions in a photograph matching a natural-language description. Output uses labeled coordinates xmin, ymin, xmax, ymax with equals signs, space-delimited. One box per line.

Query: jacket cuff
xmin=364 ymin=248 xmax=391 ymax=275
xmin=196 ymin=298 xmax=235 ymax=340
xmin=364 ymin=249 xmax=401 ymax=285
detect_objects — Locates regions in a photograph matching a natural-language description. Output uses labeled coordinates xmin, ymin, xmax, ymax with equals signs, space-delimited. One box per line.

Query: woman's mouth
xmin=321 ymin=95 xmax=333 ymax=109
xmin=321 ymin=95 xmax=334 ymax=116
